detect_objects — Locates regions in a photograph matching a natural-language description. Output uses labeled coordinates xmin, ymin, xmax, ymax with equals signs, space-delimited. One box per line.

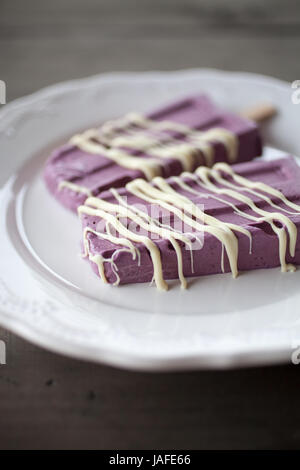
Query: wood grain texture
xmin=1 ymin=0 xmax=299 ymax=100
xmin=0 ymin=0 xmax=300 ymax=450
xmin=1 ymin=332 xmax=300 ymax=450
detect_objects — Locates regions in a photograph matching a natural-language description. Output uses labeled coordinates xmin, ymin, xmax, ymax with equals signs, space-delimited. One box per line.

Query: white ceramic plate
xmin=1 ymin=69 xmax=300 ymax=371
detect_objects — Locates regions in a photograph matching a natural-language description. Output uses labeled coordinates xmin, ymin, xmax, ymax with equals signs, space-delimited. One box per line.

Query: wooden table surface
xmin=1 ymin=0 xmax=300 ymax=450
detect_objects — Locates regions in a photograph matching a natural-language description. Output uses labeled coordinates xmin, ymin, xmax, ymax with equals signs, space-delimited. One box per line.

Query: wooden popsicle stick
xmin=240 ymin=103 xmax=277 ymax=123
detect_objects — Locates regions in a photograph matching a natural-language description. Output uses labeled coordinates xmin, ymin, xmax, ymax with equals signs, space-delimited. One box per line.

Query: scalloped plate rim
xmin=0 ymin=68 xmax=298 ymax=370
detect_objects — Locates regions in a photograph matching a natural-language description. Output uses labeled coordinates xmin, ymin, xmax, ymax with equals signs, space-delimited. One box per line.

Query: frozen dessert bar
xmin=78 ymin=156 xmax=300 ymax=290
xmin=44 ymin=95 xmax=262 ymax=212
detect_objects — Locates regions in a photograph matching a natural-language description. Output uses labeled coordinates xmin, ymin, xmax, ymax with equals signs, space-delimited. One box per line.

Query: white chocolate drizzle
xmin=78 ymin=162 xmax=300 ymax=290
xmin=59 ymin=113 xmax=238 ymax=192
xmin=194 ymin=166 xmax=297 ymax=272
xmin=58 ymin=180 xmax=92 ymax=196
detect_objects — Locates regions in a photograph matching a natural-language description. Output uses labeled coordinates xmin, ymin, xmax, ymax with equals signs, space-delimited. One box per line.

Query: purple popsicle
xmin=44 ymin=95 xmax=262 ymax=212
xmin=78 ymin=156 xmax=300 ymax=290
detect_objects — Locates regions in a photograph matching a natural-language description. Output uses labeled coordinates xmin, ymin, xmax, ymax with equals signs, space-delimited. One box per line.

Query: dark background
xmin=1 ymin=0 xmax=300 ymax=450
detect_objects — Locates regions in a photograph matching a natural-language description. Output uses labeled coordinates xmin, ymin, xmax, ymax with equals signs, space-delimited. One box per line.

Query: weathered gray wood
xmin=1 ymin=0 xmax=299 ymax=101
xmin=0 ymin=0 xmax=300 ymax=450
xmin=1 ymin=328 xmax=300 ymax=450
